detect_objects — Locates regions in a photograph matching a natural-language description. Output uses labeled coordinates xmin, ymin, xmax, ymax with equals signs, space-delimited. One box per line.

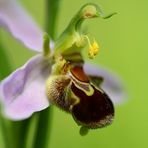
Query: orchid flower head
xmin=0 ymin=2 xmax=126 ymax=132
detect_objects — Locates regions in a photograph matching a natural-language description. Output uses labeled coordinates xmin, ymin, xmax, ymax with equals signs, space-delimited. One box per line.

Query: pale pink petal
xmin=84 ymin=63 xmax=127 ymax=105
xmin=0 ymin=0 xmax=43 ymax=51
xmin=0 ymin=54 xmax=51 ymax=120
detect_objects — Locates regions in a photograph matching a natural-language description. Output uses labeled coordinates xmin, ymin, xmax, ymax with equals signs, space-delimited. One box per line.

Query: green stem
xmin=33 ymin=107 xmax=53 ymax=148
xmin=0 ymin=40 xmax=12 ymax=148
xmin=46 ymin=0 xmax=60 ymax=40
xmin=0 ymin=42 xmax=11 ymax=78
xmin=10 ymin=118 xmax=32 ymax=148
xmin=33 ymin=0 xmax=61 ymax=148
xmin=0 ymin=112 xmax=11 ymax=148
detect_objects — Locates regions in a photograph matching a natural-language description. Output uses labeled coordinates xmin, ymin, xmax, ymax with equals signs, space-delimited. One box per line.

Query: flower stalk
xmin=0 ymin=40 xmax=13 ymax=148
xmin=46 ymin=0 xmax=61 ymax=40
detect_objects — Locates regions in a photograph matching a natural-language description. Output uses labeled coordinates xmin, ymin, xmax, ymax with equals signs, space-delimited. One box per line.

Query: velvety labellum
xmin=46 ymin=65 xmax=114 ymax=129
xmin=70 ymin=66 xmax=114 ymax=128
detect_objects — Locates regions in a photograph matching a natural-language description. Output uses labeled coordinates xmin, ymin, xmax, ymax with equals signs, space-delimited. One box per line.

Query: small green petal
xmin=43 ymin=33 xmax=50 ymax=57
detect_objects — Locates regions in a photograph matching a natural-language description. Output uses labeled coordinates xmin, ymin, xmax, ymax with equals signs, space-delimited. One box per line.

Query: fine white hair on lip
xmin=84 ymin=63 xmax=127 ymax=105
xmin=0 ymin=0 xmax=43 ymax=52
xmin=0 ymin=54 xmax=52 ymax=120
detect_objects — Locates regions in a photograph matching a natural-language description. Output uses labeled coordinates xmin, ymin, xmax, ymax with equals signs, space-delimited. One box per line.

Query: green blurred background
xmin=0 ymin=0 xmax=148 ymax=148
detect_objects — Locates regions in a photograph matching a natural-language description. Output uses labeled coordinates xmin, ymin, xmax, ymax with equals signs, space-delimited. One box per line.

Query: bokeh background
xmin=0 ymin=0 xmax=148 ymax=148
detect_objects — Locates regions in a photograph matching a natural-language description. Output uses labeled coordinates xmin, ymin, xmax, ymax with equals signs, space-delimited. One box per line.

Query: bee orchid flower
xmin=0 ymin=2 xmax=126 ymax=130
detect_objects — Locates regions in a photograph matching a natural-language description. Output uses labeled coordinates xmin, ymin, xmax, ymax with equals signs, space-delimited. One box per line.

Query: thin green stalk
xmin=0 ymin=43 xmax=11 ymax=78
xmin=33 ymin=107 xmax=53 ymax=148
xmin=46 ymin=0 xmax=61 ymax=40
xmin=33 ymin=0 xmax=61 ymax=148
xmin=0 ymin=111 xmax=11 ymax=148
xmin=0 ymin=40 xmax=12 ymax=148
xmin=10 ymin=118 xmax=32 ymax=148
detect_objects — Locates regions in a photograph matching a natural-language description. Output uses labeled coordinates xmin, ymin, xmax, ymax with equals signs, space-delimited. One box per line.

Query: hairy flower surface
xmin=0 ymin=1 xmax=126 ymax=130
